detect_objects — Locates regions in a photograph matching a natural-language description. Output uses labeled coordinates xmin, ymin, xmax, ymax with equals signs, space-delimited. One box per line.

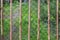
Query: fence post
xmin=37 ymin=0 xmax=40 ymax=40
xmin=56 ymin=0 xmax=58 ymax=40
xmin=1 ymin=0 xmax=4 ymax=40
xmin=47 ymin=0 xmax=50 ymax=40
xmin=19 ymin=0 xmax=22 ymax=40
xmin=10 ymin=0 xmax=12 ymax=40
xmin=28 ymin=0 xmax=31 ymax=40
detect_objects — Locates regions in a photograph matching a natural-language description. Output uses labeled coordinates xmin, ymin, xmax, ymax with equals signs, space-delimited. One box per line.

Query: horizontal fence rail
xmin=0 ymin=0 xmax=59 ymax=40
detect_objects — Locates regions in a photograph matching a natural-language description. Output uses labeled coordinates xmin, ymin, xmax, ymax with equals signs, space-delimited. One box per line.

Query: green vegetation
xmin=2 ymin=0 xmax=59 ymax=40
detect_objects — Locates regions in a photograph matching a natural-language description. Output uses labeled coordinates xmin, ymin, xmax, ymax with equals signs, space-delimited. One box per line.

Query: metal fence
xmin=0 ymin=0 xmax=59 ymax=40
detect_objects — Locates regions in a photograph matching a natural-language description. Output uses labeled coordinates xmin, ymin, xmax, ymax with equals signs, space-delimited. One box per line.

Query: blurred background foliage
xmin=0 ymin=0 xmax=60 ymax=40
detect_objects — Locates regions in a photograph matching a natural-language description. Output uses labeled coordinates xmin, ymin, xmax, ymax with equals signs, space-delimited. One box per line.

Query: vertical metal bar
xmin=10 ymin=0 xmax=12 ymax=40
xmin=1 ymin=0 xmax=4 ymax=40
xmin=47 ymin=0 xmax=50 ymax=40
xmin=19 ymin=0 xmax=22 ymax=40
xmin=37 ymin=0 xmax=40 ymax=40
xmin=56 ymin=0 xmax=58 ymax=40
xmin=28 ymin=0 xmax=31 ymax=40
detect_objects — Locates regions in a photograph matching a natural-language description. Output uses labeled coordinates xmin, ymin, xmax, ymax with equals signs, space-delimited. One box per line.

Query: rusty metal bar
xmin=28 ymin=0 xmax=31 ymax=40
xmin=37 ymin=0 xmax=40 ymax=40
xmin=19 ymin=0 xmax=22 ymax=40
xmin=1 ymin=0 xmax=4 ymax=40
xmin=56 ymin=0 xmax=58 ymax=40
xmin=10 ymin=0 xmax=12 ymax=40
xmin=47 ymin=0 xmax=50 ymax=40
